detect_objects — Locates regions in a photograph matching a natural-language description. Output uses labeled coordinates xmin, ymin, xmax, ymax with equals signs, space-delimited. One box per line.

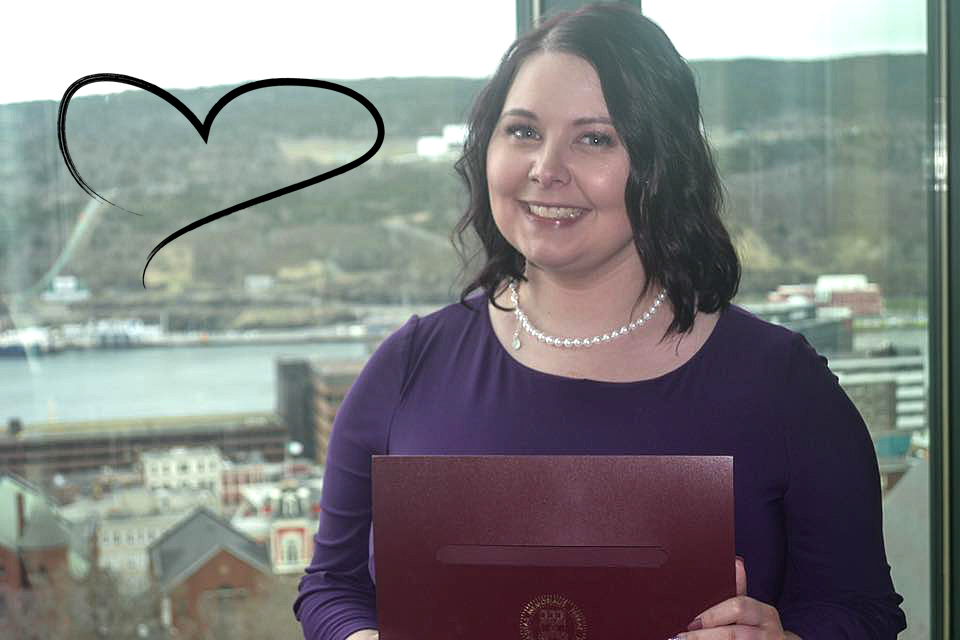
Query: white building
xmin=41 ymin=275 xmax=90 ymax=303
xmin=61 ymin=485 xmax=219 ymax=591
xmin=97 ymin=511 xmax=186 ymax=590
xmin=416 ymin=123 xmax=468 ymax=159
xmin=230 ymin=478 xmax=322 ymax=574
xmin=269 ymin=486 xmax=316 ymax=574
xmin=141 ymin=447 xmax=224 ymax=498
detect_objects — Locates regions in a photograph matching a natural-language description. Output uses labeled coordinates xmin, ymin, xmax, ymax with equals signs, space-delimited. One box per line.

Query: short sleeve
xmin=777 ymin=335 xmax=907 ymax=638
xmin=293 ymin=315 xmax=419 ymax=640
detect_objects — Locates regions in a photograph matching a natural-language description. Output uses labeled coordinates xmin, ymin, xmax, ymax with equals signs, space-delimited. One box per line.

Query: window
xmin=285 ymin=537 xmax=301 ymax=564
xmin=282 ymin=494 xmax=301 ymax=517
xmin=9 ymin=0 xmax=944 ymax=636
xmin=643 ymin=0 xmax=930 ymax=634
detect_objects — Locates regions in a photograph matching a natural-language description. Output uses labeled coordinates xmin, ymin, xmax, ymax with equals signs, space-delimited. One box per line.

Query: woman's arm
xmin=775 ymin=335 xmax=907 ymax=638
xmin=293 ymin=317 xmax=418 ymax=640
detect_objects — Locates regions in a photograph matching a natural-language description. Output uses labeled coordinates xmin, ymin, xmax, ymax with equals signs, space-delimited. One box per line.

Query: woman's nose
xmin=528 ymin=144 xmax=570 ymax=186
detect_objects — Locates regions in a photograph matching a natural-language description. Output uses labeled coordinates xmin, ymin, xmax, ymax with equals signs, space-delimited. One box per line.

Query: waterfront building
xmin=767 ymin=274 xmax=886 ymax=317
xmin=0 ymin=412 xmax=288 ymax=479
xmin=277 ymin=358 xmax=363 ymax=466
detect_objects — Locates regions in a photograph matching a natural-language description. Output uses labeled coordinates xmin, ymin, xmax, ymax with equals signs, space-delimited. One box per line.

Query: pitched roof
xmin=148 ymin=506 xmax=271 ymax=592
xmin=0 ymin=473 xmax=60 ymax=550
xmin=18 ymin=502 xmax=71 ymax=550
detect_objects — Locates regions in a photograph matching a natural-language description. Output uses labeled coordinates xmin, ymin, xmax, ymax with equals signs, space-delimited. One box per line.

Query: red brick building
xmin=148 ymin=507 xmax=272 ymax=638
xmin=0 ymin=474 xmax=85 ymax=591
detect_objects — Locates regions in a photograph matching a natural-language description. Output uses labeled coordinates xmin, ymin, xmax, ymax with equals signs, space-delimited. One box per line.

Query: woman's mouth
xmin=524 ymin=202 xmax=588 ymax=220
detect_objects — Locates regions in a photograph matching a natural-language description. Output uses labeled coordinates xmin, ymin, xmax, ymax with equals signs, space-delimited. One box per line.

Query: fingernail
xmin=687 ymin=617 xmax=703 ymax=631
xmin=736 ymin=555 xmax=744 ymax=563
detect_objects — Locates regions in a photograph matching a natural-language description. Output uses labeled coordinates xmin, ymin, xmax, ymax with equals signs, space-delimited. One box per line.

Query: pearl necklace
xmin=509 ymin=281 xmax=667 ymax=350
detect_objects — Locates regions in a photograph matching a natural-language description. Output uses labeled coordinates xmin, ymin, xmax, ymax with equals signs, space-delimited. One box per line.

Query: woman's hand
xmin=670 ymin=557 xmax=801 ymax=640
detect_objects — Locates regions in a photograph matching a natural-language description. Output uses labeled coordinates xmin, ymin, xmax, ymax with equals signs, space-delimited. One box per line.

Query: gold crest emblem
xmin=520 ymin=594 xmax=587 ymax=640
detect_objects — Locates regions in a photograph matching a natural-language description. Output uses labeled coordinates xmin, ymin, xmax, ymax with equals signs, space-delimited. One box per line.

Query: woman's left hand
xmin=671 ymin=557 xmax=801 ymax=640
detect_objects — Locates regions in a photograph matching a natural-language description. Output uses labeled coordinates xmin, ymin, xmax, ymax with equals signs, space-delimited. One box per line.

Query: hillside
xmin=0 ymin=55 xmax=928 ymax=317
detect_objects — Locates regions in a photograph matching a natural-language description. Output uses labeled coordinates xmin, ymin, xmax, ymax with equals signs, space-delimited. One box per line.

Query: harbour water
xmin=1 ymin=324 xmax=927 ymax=427
xmin=2 ymin=341 xmax=370 ymax=425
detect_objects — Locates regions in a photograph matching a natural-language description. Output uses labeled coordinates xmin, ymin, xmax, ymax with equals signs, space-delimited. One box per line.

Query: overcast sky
xmin=3 ymin=0 xmax=925 ymax=106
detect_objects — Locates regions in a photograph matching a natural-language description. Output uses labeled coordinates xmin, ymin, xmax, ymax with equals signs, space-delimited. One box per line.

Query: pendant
xmin=512 ymin=331 xmax=521 ymax=350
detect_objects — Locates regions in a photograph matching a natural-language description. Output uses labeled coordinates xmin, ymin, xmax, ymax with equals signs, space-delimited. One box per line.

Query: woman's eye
xmin=580 ymin=132 xmax=614 ymax=147
xmin=505 ymin=124 xmax=538 ymax=140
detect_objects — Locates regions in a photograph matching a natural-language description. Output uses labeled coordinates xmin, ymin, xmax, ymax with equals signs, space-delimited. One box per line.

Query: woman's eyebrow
xmin=500 ymin=108 xmax=538 ymax=120
xmin=572 ymin=116 xmax=613 ymax=126
xmin=499 ymin=108 xmax=613 ymax=126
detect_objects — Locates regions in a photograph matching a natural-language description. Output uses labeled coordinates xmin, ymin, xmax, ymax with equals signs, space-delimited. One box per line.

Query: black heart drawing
xmin=57 ymin=73 xmax=385 ymax=287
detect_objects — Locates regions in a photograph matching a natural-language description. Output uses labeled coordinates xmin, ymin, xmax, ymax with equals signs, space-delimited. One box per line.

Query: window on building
xmin=285 ymin=537 xmax=301 ymax=564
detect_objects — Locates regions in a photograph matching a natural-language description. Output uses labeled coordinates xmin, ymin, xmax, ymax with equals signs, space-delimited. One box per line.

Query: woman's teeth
xmin=526 ymin=203 xmax=586 ymax=219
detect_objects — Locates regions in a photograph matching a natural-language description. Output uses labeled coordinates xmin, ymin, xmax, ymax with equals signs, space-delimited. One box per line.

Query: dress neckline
xmin=481 ymin=295 xmax=730 ymax=386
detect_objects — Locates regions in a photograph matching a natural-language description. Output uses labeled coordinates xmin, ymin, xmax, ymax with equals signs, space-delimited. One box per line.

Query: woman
xmin=294 ymin=3 xmax=906 ymax=639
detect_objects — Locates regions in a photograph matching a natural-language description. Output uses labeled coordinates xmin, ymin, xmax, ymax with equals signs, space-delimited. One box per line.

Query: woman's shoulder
xmin=713 ymin=303 xmax=827 ymax=379
xmin=415 ymin=294 xmax=488 ymax=335
xmin=372 ymin=295 xmax=489 ymax=364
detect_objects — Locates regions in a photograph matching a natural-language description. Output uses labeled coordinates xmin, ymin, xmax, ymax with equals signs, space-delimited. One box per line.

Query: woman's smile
xmin=523 ymin=202 xmax=588 ymax=220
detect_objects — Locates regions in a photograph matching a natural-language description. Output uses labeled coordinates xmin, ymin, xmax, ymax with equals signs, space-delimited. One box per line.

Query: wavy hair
xmin=453 ymin=2 xmax=740 ymax=336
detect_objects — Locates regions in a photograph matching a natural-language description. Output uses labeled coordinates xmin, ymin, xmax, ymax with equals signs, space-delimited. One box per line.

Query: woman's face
xmin=486 ymin=51 xmax=637 ymax=281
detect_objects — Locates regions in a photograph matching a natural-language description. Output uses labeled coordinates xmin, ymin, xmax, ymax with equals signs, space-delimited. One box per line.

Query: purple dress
xmin=294 ymin=298 xmax=907 ymax=639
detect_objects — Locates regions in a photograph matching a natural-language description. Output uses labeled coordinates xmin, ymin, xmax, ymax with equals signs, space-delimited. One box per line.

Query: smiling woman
xmin=294 ymin=3 xmax=907 ymax=640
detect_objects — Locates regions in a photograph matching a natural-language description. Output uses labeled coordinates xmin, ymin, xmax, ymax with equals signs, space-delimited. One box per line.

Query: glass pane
xmin=643 ymin=0 xmax=929 ymax=636
xmin=0 ymin=2 xmax=514 ymax=638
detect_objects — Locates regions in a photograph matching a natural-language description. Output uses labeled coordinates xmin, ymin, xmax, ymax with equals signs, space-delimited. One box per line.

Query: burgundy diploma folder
xmin=372 ymin=455 xmax=734 ymax=640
